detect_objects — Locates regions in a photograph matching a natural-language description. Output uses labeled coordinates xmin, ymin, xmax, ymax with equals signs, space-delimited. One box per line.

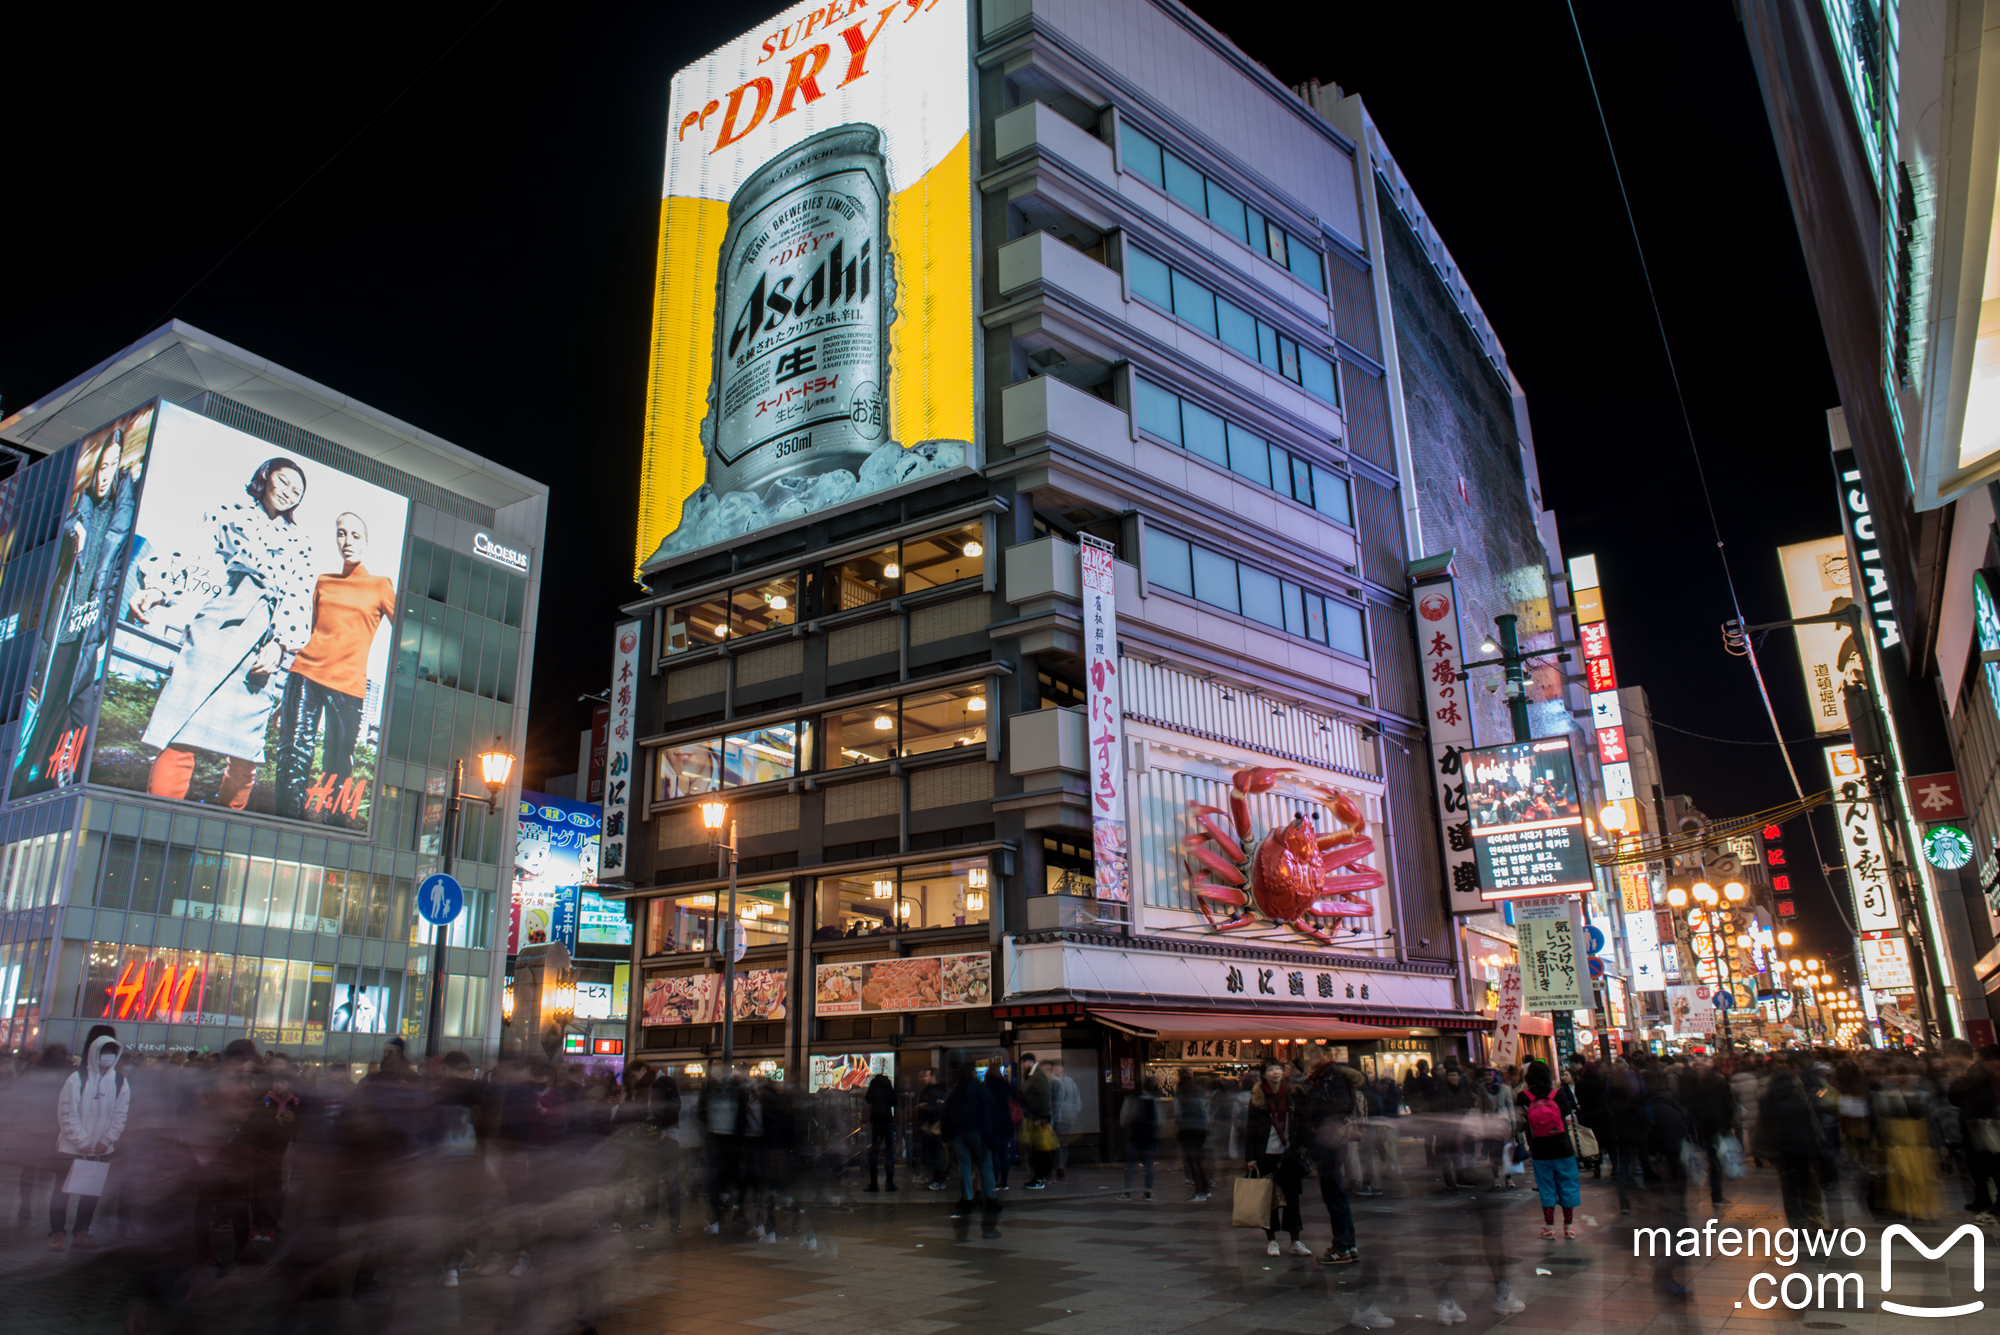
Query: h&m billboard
xmin=637 ymin=0 xmax=976 ymax=571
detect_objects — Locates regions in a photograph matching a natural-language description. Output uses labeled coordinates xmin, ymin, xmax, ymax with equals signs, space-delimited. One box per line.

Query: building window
xmin=812 ymin=856 xmax=990 ymax=938
xmin=668 ymin=573 xmax=800 ymax=654
xmin=1133 ymin=379 xmax=1351 ymax=524
xmin=822 ymin=683 xmax=988 ymax=770
xmin=1119 ymin=124 xmax=1326 ymax=292
xmin=645 ymin=883 xmax=792 ymax=955
xmin=825 ymin=522 xmax=985 ymax=613
xmin=1142 ymin=527 xmax=1366 ymax=659
xmin=654 ymin=720 xmax=811 ymax=799
xmin=1126 ymin=249 xmax=1336 ymax=404
xmin=1043 ymin=837 xmax=1095 ymax=895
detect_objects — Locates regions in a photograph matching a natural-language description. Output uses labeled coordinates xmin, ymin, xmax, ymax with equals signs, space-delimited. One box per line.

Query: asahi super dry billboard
xmin=638 ymin=0 xmax=975 ymax=570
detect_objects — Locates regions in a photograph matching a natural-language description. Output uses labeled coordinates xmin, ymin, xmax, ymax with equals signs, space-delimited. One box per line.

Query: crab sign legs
xmin=1184 ymin=765 xmax=1383 ymax=945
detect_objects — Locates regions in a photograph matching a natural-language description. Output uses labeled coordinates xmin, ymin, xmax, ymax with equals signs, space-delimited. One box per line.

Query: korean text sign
xmin=1516 ymin=896 xmax=1584 ymax=1012
xmin=1081 ymin=534 xmax=1128 ymax=901
xmin=1411 ymin=569 xmax=1481 ymax=913
xmin=638 ymin=0 xmax=975 ymax=570
xmin=1466 ymin=739 xmax=1592 ymax=900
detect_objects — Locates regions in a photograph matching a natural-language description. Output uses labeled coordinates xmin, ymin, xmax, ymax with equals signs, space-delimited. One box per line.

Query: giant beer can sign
xmin=641 ymin=0 xmax=975 ymax=571
xmin=707 ymin=126 xmax=891 ymax=498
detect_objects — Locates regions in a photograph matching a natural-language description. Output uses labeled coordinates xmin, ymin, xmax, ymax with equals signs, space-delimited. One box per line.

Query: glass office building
xmin=0 ymin=321 xmax=546 ymax=1061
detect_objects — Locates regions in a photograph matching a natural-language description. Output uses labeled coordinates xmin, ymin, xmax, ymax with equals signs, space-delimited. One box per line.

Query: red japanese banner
xmin=1080 ymin=535 xmax=1128 ymax=902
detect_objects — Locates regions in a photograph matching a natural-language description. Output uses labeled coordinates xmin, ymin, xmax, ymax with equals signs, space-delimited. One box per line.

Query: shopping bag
xmin=1570 ymin=1121 xmax=1600 ymax=1159
xmin=63 ymin=1156 xmax=109 ymax=1197
xmin=1231 ymin=1171 xmax=1274 ymax=1228
xmin=1715 ymin=1134 xmax=1746 ymax=1179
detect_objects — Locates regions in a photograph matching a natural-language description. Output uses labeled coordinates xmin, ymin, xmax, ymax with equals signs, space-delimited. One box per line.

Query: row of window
xmin=654 ymin=684 xmax=989 ymax=800
xmin=1126 ymin=248 xmax=1337 ymax=405
xmin=395 ymin=597 xmax=521 ymax=703
xmin=1132 ymin=379 xmax=1352 ymax=525
xmin=1119 ymin=125 xmax=1326 ymax=294
xmin=1143 ymin=527 xmax=1367 ymax=660
xmin=638 ymin=856 xmax=994 ymax=954
xmin=667 ymin=520 xmax=985 ymax=655
xmin=74 ymin=801 xmax=496 ymax=949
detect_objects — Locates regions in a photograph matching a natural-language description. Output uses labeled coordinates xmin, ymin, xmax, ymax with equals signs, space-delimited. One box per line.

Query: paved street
xmin=0 ymin=1150 xmax=1986 ymax=1335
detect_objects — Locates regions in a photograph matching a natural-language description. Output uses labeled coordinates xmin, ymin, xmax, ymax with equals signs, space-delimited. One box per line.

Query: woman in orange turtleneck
xmin=275 ymin=512 xmax=396 ymax=824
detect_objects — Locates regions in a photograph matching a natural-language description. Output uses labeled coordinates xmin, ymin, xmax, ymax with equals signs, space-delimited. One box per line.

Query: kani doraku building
xmin=611 ymin=0 xmax=1569 ymax=1146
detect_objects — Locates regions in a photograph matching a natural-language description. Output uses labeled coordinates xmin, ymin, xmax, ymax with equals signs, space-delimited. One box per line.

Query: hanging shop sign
xmin=601 ymin=620 xmax=642 ymax=881
xmin=1490 ymin=963 xmax=1523 ymax=1067
xmin=1826 ymin=744 xmax=1900 ymax=931
xmin=1410 ymin=561 xmax=1482 ymax=914
xmin=1777 ymin=536 xmax=1863 ymax=734
xmin=1922 ymin=824 xmax=1974 ymax=870
xmin=1516 ymin=896 xmax=1584 ymax=1012
xmin=1081 ymin=533 xmax=1130 ymax=901
xmin=1860 ymin=931 xmax=1916 ymax=991
xmin=1906 ymin=772 xmax=1966 ymax=823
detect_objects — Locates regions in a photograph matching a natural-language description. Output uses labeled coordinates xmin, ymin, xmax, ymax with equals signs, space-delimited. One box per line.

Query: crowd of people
xmin=0 ymin=1031 xmax=1994 ymax=1330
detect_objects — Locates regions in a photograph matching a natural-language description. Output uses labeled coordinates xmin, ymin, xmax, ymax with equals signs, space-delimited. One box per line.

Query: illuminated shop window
xmin=645 ymin=883 xmax=791 ymax=955
xmin=655 ymin=720 xmax=810 ymax=799
xmin=812 ymin=856 xmax=990 ymax=938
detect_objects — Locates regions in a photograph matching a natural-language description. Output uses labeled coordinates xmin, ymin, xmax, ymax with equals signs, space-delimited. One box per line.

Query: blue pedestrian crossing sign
xmin=1712 ymin=991 xmax=1733 ymax=1012
xmin=417 ymin=873 xmax=464 ymax=926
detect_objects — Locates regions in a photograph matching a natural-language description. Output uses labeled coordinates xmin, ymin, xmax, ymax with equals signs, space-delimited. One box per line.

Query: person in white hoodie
xmin=52 ymin=1033 xmax=129 ymax=1250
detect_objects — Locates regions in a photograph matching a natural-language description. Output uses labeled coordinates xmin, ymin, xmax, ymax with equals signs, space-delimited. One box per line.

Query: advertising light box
xmin=78 ymin=402 xmax=411 ymax=829
xmin=638 ymin=0 xmax=976 ymax=570
xmin=511 ymin=790 xmax=603 ymax=952
xmin=813 ymin=951 xmax=992 ymax=1014
xmin=9 ymin=404 xmax=159 ymax=801
xmin=1467 ymin=739 xmax=1592 ymax=900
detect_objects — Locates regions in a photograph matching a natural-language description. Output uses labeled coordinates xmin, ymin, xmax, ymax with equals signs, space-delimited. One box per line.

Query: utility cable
xmin=1563 ymin=1 xmax=1808 ymax=800
xmin=153 ymin=0 xmax=510 ymax=324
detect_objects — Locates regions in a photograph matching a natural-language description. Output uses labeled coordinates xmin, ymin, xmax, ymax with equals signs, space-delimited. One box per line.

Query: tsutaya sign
xmin=1410 ymin=555 xmax=1481 ymax=914
xmin=1081 ymin=534 xmax=1129 ymax=901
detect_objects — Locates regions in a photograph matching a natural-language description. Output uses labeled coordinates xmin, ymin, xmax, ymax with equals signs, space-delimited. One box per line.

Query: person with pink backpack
xmin=1514 ymin=1060 xmax=1581 ymax=1239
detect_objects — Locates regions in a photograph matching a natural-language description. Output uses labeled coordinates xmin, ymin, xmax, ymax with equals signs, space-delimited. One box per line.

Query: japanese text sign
xmin=1491 ymin=963 xmax=1523 ymax=1067
xmin=1826 ymin=745 xmax=1900 ymax=931
xmin=1904 ymin=771 xmax=1965 ymax=822
xmin=1080 ymin=535 xmax=1128 ymax=902
xmin=602 ymin=620 xmax=642 ymax=882
xmin=1413 ymin=569 xmax=1481 ymax=913
xmin=1516 ymin=896 xmax=1585 ymax=1012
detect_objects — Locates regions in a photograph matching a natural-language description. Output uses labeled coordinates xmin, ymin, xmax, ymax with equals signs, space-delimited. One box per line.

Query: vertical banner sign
xmin=1516 ymin=895 xmax=1584 ymax=1012
xmin=1567 ymin=556 xmax=1638 ymax=827
xmin=1080 ymin=534 xmax=1128 ymax=902
xmin=1411 ymin=564 xmax=1481 ymax=913
xmin=602 ymin=620 xmax=642 ymax=882
xmin=587 ymin=703 xmax=610 ymax=804
xmin=1777 ymin=536 xmax=1861 ymax=733
xmin=1826 ymin=744 xmax=1900 ymax=931
xmin=1490 ymin=964 xmax=1523 ymax=1067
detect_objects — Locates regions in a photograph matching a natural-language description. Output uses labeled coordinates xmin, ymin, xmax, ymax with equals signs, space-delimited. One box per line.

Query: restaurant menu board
xmin=809 ymin=1052 xmax=894 ymax=1092
xmin=1467 ymin=739 xmax=1592 ymax=900
xmin=814 ymin=952 xmax=992 ymax=1014
xmin=640 ymin=967 xmax=788 ymax=1025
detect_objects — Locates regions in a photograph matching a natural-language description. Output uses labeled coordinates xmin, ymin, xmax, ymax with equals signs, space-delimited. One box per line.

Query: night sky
xmin=3 ymin=3 xmax=1856 ymax=967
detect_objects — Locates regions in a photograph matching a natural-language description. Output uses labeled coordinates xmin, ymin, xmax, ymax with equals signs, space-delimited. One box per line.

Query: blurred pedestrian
xmin=1246 ymin=1061 xmax=1310 ymax=1256
xmin=1176 ymin=1072 xmax=1212 ymax=1201
xmin=51 ymin=1034 xmax=129 ymax=1251
xmin=864 ymin=1071 xmax=898 ymax=1192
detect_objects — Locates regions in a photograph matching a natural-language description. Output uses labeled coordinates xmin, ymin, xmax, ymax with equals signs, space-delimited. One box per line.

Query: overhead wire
xmin=1562 ymin=2 xmax=1808 ymax=802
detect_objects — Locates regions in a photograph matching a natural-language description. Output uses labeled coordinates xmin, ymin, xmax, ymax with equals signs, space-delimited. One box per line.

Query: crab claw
xmin=1232 ymin=766 xmax=1303 ymax=796
xmin=1192 ymin=882 xmax=1248 ymax=906
xmin=1287 ymin=917 xmax=1338 ymax=945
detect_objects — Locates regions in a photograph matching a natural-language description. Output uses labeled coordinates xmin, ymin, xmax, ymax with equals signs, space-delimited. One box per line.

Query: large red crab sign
xmin=1185 ymin=766 xmax=1384 ymax=945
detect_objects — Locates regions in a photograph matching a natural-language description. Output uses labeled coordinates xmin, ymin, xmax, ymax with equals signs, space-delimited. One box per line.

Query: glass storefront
xmin=812 ymin=857 xmax=991 ymax=938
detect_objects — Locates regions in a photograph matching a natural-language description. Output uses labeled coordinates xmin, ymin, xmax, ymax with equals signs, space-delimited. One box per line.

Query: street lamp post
xmin=426 ymin=737 xmax=516 ymax=1059
xmin=1459 ymin=614 xmax=1571 ymax=743
xmin=701 ymin=802 xmax=739 ymax=1065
